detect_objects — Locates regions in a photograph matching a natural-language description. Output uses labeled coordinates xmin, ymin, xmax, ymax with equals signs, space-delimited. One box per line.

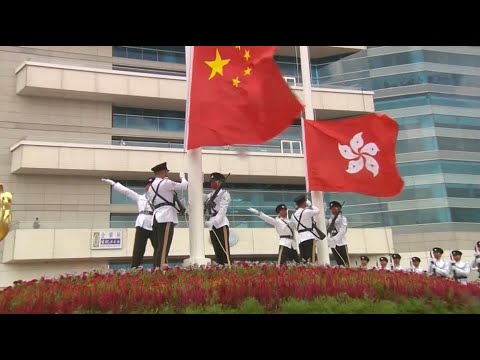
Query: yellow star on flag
xmin=244 ymin=67 xmax=252 ymax=76
xmin=244 ymin=50 xmax=251 ymax=61
xmin=232 ymin=77 xmax=240 ymax=87
xmin=235 ymin=46 xmax=241 ymax=50
xmin=205 ymin=49 xmax=231 ymax=80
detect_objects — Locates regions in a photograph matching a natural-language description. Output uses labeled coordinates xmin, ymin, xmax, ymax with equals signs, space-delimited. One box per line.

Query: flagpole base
xmin=183 ymin=257 xmax=212 ymax=268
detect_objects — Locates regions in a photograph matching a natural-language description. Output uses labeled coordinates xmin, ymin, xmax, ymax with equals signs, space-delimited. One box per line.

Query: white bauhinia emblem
xmin=338 ymin=132 xmax=380 ymax=177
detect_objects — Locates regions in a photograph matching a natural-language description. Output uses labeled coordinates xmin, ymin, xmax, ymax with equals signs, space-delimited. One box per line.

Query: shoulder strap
xmin=280 ymin=219 xmax=294 ymax=237
xmin=294 ymin=209 xmax=322 ymax=240
xmin=329 ymin=215 xmax=339 ymax=234
xmin=151 ymin=180 xmax=175 ymax=207
xmin=294 ymin=209 xmax=306 ymax=231
xmin=144 ymin=195 xmax=154 ymax=212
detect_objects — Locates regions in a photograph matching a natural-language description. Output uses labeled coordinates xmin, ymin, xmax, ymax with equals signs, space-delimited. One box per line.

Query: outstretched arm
xmin=102 ymin=179 xmax=139 ymax=202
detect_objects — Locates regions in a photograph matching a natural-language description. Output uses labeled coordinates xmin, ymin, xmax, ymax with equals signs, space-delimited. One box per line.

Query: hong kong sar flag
xmin=303 ymin=113 xmax=404 ymax=197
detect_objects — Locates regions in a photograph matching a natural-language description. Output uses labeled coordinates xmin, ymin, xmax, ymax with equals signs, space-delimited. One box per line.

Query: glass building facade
xmin=314 ymin=46 xmax=480 ymax=234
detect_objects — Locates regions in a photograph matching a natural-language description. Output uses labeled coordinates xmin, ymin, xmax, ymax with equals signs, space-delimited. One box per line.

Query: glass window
xmin=433 ymin=115 xmax=480 ymax=130
xmin=110 ymin=213 xmax=138 ymax=228
xmin=112 ymin=106 xmax=185 ymax=132
xmin=423 ymin=50 xmax=480 ymax=67
xmin=126 ymin=47 xmax=142 ymax=60
xmin=368 ymin=50 xmax=424 ymax=69
xmin=112 ymin=138 xmax=183 ymax=149
xmin=274 ymin=55 xmax=302 ymax=84
xmin=395 ymin=114 xmax=480 ymax=131
xmin=112 ymin=114 xmax=127 ymax=128
xmin=397 ymin=161 xmax=443 ymax=176
xmin=396 ymin=115 xmax=434 ymax=130
xmin=442 ymin=161 xmax=480 ymax=175
xmin=446 ymin=183 xmax=480 ymax=198
xmin=113 ymin=46 xmax=186 ymax=64
xmin=142 ymin=49 xmax=157 ymax=62
xmin=324 ymin=184 xmax=447 ymax=209
xmin=112 ymin=46 xmax=127 ymax=58
xmin=398 ymin=160 xmax=480 ymax=176
xmin=347 ymin=208 xmax=452 ymax=227
xmin=450 ymin=208 xmax=480 ymax=223
xmin=396 ymin=137 xmax=437 ymax=153
xmin=437 ymin=137 xmax=480 ymax=152
xmin=375 ymin=94 xmax=430 ymax=111
xmin=429 ymin=93 xmax=480 ymax=109
xmin=126 ymin=115 xmax=159 ymax=131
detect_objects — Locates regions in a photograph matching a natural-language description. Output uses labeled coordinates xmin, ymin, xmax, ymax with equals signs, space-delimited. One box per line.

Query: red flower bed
xmin=0 ymin=262 xmax=479 ymax=314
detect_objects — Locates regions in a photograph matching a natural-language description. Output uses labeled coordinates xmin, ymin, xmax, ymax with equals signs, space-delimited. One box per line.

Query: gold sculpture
xmin=0 ymin=183 xmax=13 ymax=242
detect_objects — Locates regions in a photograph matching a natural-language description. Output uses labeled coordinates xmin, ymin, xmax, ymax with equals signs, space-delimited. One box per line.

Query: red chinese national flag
xmin=304 ymin=113 xmax=404 ymax=197
xmin=186 ymin=46 xmax=304 ymax=150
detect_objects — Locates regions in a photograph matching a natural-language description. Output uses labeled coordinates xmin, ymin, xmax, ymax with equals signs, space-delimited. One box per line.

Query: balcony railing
xmin=17 ymin=135 xmax=305 ymax=155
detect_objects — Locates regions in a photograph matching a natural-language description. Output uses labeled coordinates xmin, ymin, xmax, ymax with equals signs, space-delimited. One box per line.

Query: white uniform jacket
xmin=258 ymin=212 xmax=298 ymax=250
xmin=450 ymin=261 xmax=471 ymax=285
xmin=147 ymin=177 xmax=188 ymax=225
xmin=291 ymin=206 xmax=321 ymax=244
xmin=203 ymin=189 xmax=230 ymax=229
xmin=391 ymin=265 xmax=404 ymax=272
xmin=408 ymin=266 xmax=425 ymax=274
xmin=326 ymin=214 xmax=348 ymax=248
xmin=112 ymin=182 xmax=153 ymax=231
xmin=427 ymin=259 xmax=450 ymax=277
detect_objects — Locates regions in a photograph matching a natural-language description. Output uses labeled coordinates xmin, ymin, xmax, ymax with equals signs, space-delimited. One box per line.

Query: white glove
xmin=179 ymin=172 xmax=185 ymax=179
xmin=101 ymin=179 xmax=115 ymax=186
xmin=305 ymin=199 xmax=312 ymax=207
xmin=247 ymin=207 xmax=260 ymax=215
xmin=205 ymin=220 xmax=213 ymax=230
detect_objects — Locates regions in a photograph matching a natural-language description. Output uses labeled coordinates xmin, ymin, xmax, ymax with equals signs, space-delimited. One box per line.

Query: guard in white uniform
xmin=428 ymin=247 xmax=449 ymax=278
xmin=391 ymin=253 xmax=404 ymax=271
xmin=471 ymin=240 xmax=480 ymax=280
xmin=409 ymin=257 xmax=424 ymax=274
xmin=291 ymin=194 xmax=321 ymax=263
xmin=146 ymin=162 xmax=188 ymax=269
xmin=449 ymin=250 xmax=471 ymax=285
xmin=378 ymin=256 xmax=389 ymax=270
xmin=359 ymin=255 xmax=369 ymax=270
xmin=204 ymin=172 xmax=231 ymax=266
xmin=101 ymin=177 xmax=156 ymax=268
xmin=326 ymin=201 xmax=349 ymax=267
xmin=247 ymin=204 xmax=300 ymax=265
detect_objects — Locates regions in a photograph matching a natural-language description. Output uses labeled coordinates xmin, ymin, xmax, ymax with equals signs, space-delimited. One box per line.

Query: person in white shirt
xmin=427 ymin=247 xmax=449 ymax=278
xmin=359 ymin=255 xmax=369 ymax=270
xmin=471 ymin=240 xmax=480 ymax=281
xmin=449 ymin=250 xmax=471 ymax=285
xmin=291 ymin=194 xmax=321 ymax=263
xmin=391 ymin=253 xmax=404 ymax=271
xmin=409 ymin=256 xmax=424 ymax=274
xmin=378 ymin=256 xmax=389 ymax=271
xmin=247 ymin=204 xmax=299 ymax=265
xmin=326 ymin=200 xmax=349 ymax=267
xmin=204 ymin=172 xmax=231 ymax=266
xmin=101 ymin=177 xmax=156 ymax=268
xmin=146 ymin=162 xmax=188 ymax=269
